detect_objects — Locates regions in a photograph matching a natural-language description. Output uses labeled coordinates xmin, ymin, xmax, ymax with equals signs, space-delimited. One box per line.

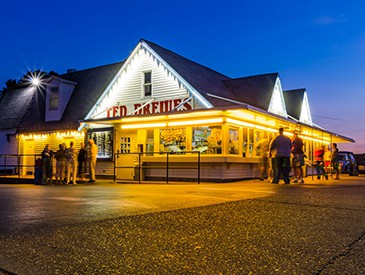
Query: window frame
xmin=143 ymin=71 xmax=152 ymax=97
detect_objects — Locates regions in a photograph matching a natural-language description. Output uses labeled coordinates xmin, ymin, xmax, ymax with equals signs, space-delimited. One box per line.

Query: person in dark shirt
xmin=269 ymin=128 xmax=292 ymax=184
xmin=77 ymin=142 xmax=87 ymax=183
xmin=291 ymin=131 xmax=305 ymax=183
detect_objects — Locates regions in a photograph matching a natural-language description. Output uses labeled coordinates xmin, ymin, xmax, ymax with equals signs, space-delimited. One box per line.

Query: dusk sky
xmin=1 ymin=0 xmax=365 ymax=152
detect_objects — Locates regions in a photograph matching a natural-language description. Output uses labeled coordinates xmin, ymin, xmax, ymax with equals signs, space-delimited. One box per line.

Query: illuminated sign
xmin=106 ymin=97 xmax=192 ymax=118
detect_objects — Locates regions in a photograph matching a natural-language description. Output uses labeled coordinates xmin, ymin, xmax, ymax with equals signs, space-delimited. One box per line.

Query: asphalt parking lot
xmin=0 ymin=175 xmax=364 ymax=274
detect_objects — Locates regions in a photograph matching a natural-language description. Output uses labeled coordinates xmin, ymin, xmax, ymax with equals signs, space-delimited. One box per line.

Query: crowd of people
xmin=39 ymin=139 xmax=98 ymax=185
xmin=258 ymin=127 xmax=340 ymax=184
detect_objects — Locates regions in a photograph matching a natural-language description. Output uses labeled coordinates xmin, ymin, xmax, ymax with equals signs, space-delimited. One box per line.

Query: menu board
xmin=88 ymin=128 xmax=114 ymax=159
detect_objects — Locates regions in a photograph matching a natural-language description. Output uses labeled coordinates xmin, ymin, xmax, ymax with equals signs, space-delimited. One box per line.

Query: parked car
xmin=338 ymin=151 xmax=359 ymax=176
xmin=354 ymin=153 xmax=365 ymax=174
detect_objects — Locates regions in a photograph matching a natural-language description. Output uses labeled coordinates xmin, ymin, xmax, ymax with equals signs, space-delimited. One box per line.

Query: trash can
xmin=34 ymin=158 xmax=43 ymax=184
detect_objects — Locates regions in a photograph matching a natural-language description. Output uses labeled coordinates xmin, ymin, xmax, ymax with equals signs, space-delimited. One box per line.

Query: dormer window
xmin=143 ymin=71 xmax=152 ymax=97
xmin=49 ymin=86 xmax=59 ymax=110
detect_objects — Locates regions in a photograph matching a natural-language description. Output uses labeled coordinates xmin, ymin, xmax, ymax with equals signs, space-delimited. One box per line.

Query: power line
xmin=312 ymin=114 xmax=365 ymax=124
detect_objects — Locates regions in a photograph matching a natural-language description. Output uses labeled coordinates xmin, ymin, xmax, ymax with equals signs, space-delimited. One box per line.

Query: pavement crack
xmin=313 ymin=230 xmax=365 ymax=274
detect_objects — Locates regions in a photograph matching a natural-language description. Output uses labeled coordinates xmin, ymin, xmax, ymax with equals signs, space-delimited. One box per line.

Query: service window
xmin=160 ymin=128 xmax=186 ymax=153
xmin=229 ymin=128 xmax=239 ymax=155
xmin=192 ymin=126 xmax=222 ymax=154
xmin=88 ymin=128 xmax=114 ymax=160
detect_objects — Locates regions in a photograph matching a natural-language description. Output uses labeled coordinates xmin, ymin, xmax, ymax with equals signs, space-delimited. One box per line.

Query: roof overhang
xmin=80 ymin=105 xmax=354 ymax=144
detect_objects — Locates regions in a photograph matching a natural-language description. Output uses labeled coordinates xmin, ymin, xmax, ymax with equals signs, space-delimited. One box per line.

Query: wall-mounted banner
xmin=106 ymin=97 xmax=192 ymax=118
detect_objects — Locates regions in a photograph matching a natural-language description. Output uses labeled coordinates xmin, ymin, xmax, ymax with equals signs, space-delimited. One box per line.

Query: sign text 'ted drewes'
xmin=106 ymin=98 xmax=192 ymax=118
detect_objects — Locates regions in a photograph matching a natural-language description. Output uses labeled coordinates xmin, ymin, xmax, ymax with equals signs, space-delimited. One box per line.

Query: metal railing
xmin=114 ymin=151 xmax=201 ymax=184
xmin=0 ymin=154 xmax=42 ymax=178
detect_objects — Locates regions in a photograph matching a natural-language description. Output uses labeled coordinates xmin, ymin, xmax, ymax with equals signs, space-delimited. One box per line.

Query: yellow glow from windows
xmin=300 ymin=135 xmax=330 ymax=144
xmin=168 ymin=118 xmax=223 ymax=127
xmin=227 ymin=110 xmax=255 ymax=120
xmin=226 ymin=118 xmax=254 ymax=128
xmin=19 ymin=131 xmax=84 ymax=140
xmin=255 ymin=125 xmax=267 ymax=130
xmin=121 ymin=116 xmax=167 ymax=123
xmin=121 ymin=122 xmax=167 ymax=129
xmin=256 ymin=116 xmax=266 ymax=123
xmin=167 ymin=110 xmax=223 ymax=119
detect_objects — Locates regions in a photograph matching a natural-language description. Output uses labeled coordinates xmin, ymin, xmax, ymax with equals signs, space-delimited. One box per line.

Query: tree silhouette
xmin=0 ymin=70 xmax=59 ymax=101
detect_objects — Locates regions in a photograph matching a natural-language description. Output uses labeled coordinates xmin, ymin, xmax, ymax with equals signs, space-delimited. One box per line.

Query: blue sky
xmin=1 ymin=0 xmax=365 ymax=152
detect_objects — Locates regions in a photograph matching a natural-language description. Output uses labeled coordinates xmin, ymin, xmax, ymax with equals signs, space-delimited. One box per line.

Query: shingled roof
xmin=283 ymin=88 xmax=305 ymax=120
xmin=17 ymin=61 xmax=124 ymax=133
xmin=144 ymin=40 xmax=278 ymax=109
xmin=0 ymin=87 xmax=36 ymax=131
xmin=144 ymin=39 xmax=236 ymax=107
xmin=222 ymin=73 xmax=279 ymax=111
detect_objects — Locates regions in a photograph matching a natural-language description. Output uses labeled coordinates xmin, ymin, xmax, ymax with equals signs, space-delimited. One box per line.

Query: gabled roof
xmin=143 ymin=39 xmax=233 ymax=107
xmin=17 ymin=62 xmax=124 ymax=133
xmin=144 ymin=40 xmax=282 ymax=111
xmin=222 ymin=73 xmax=279 ymax=111
xmin=0 ymin=87 xmax=36 ymax=131
xmin=283 ymin=89 xmax=305 ymax=120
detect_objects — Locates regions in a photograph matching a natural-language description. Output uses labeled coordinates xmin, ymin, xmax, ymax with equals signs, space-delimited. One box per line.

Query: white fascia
xmin=140 ymin=41 xmax=213 ymax=109
xmin=299 ymin=91 xmax=313 ymax=126
xmin=268 ymin=77 xmax=288 ymax=118
xmin=79 ymin=40 xmax=213 ymax=131
xmin=78 ymin=42 xmax=143 ymax=131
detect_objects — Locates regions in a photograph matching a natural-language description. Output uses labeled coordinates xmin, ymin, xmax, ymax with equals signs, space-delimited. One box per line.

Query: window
xmin=146 ymin=129 xmax=154 ymax=154
xmin=160 ymin=128 xmax=186 ymax=153
xmin=143 ymin=71 xmax=152 ymax=97
xmin=192 ymin=126 xmax=222 ymax=154
xmin=88 ymin=128 xmax=114 ymax=159
xmin=229 ymin=128 xmax=239 ymax=154
xmin=49 ymin=86 xmax=59 ymax=110
xmin=242 ymin=128 xmax=254 ymax=157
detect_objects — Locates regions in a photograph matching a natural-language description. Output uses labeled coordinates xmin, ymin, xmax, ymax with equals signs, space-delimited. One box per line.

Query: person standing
xmin=55 ymin=144 xmax=67 ymax=185
xmin=88 ymin=139 xmax=98 ymax=183
xmin=41 ymin=145 xmax=51 ymax=185
xmin=291 ymin=131 xmax=305 ymax=183
xmin=323 ymin=146 xmax=332 ymax=178
xmin=66 ymin=141 xmax=77 ymax=185
xmin=269 ymin=127 xmax=292 ymax=184
xmin=314 ymin=145 xmax=328 ymax=180
xmin=331 ymin=143 xmax=340 ymax=180
xmin=256 ymin=136 xmax=270 ymax=181
xmin=77 ymin=142 xmax=87 ymax=183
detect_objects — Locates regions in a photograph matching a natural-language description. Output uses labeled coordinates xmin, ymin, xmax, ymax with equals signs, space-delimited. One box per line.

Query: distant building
xmin=0 ymin=39 xmax=354 ymax=181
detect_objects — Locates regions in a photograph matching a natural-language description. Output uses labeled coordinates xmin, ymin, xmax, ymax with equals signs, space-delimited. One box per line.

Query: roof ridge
xmin=143 ymin=39 xmax=230 ymax=79
xmin=60 ymin=61 xmax=124 ymax=77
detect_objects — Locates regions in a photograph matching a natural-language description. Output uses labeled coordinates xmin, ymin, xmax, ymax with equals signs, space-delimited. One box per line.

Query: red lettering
xmin=134 ymin=104 xmax=142 ymax=115
xmin=173 ymin=99 xmax=182 ymax=109
xmin=143 ymin=104 xmax=151 ymax=114
xmin=183 ymin=98 xmax=192 ymax=110
xmin=113 ymin=106 xmax=119 ymax=117
xmin=120 ymin=105 xmax=127 ymax=116
xmin=106 ymin=107 xmax=112 ymax=118
xmin=151 ymin=102 xmax=159 ymax=114
xmin=159 ymin=100 xmax=170 ymax=113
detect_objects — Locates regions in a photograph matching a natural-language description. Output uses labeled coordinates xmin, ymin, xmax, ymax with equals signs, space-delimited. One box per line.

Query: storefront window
xmin=254 ymin=130 xmax=263 ymax=157
xmin=88 ymin=128 xmax=114 ymax=159
xmin=192 ymin=126 xmax=222 ymax=154
xmin=229 ymin=128 xmax=239 ymax=154
xmin=242 ymin=128 xmax=254 ymax=157
xmin=146 ymin=129 xmax=154 ymax=154
xmin=160 ymin=128 xmax=186 ymax=153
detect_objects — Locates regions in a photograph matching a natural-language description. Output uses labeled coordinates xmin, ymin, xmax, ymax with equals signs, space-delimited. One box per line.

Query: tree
xmin=0 ymin=70 xmax=59 ymax=101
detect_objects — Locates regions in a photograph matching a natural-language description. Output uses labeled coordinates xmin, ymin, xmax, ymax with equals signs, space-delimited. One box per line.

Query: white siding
xmin=93 ymin=49 xmax=189 ymax=119
xmin=0 ymin=131 xmax=18 ymax=166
